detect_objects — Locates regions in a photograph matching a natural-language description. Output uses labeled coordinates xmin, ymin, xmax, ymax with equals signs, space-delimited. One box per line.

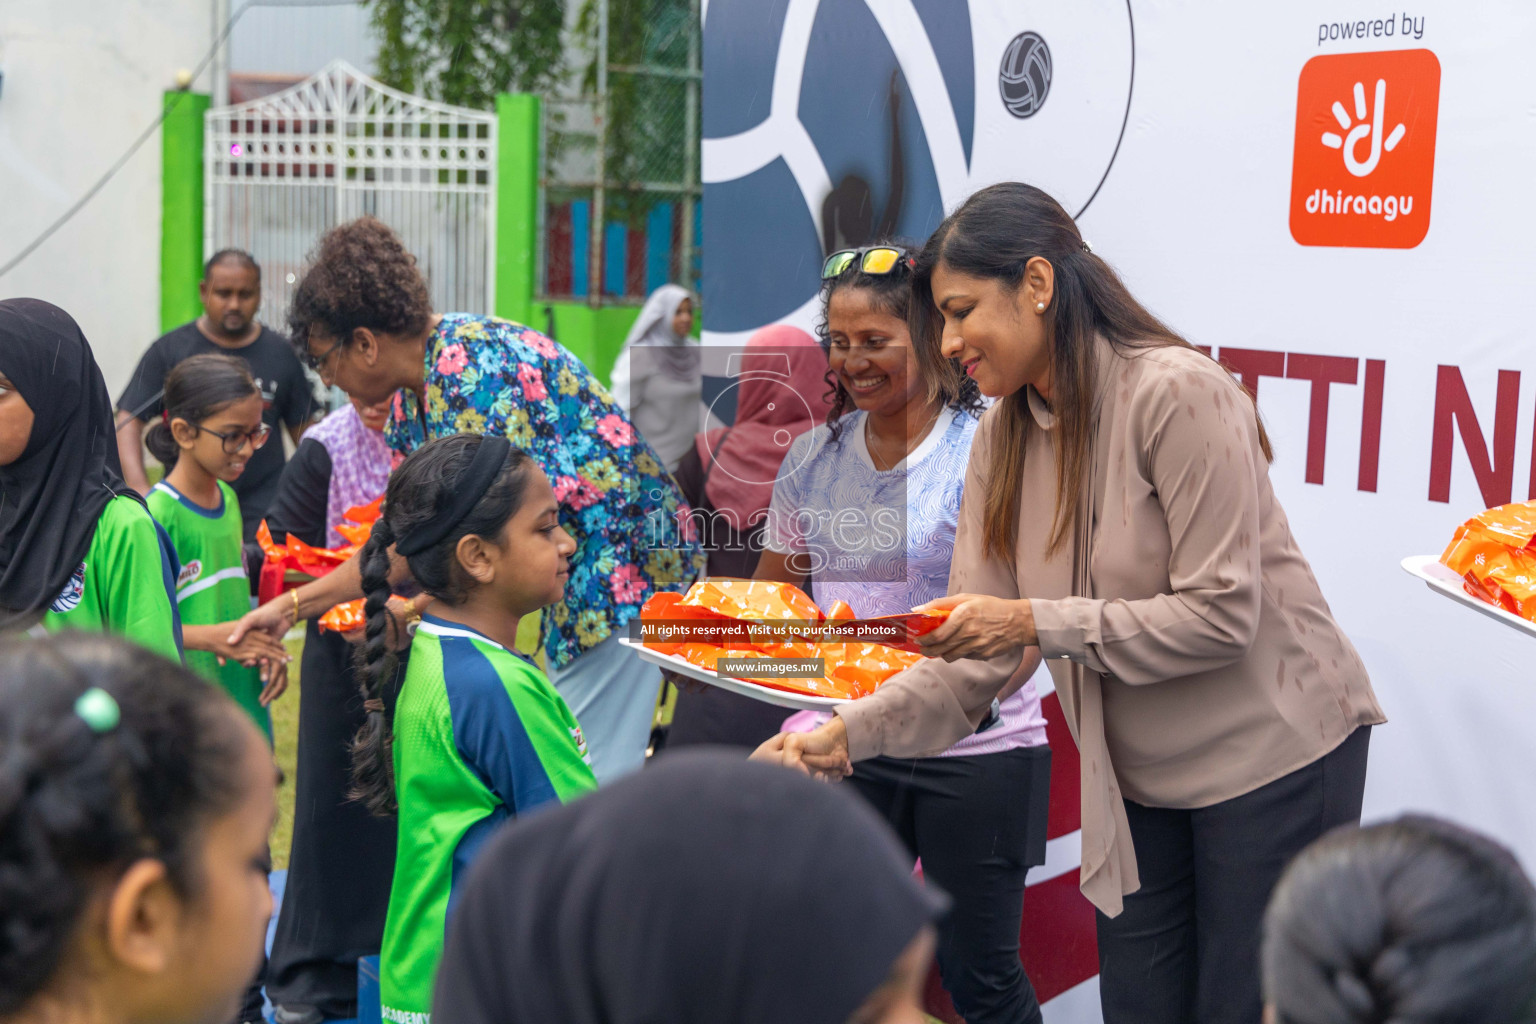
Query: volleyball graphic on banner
xmin=702 ymin=0 xmax=1133 ymax=341
xmin=999 ymin=31 xmax=1053 ymax=118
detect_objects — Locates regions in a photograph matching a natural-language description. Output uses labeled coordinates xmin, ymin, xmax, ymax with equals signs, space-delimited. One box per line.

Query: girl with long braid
xmin=352 ymin=434 xmax=595 ymax=1023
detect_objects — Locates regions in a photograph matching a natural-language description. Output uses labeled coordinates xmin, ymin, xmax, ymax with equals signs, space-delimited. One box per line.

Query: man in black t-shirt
xmin=116 ymin=249 xmax=318 ymax=543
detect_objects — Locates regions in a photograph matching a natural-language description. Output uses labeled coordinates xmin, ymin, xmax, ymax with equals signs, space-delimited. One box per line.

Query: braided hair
xmin=0 ymin=634 xmax=252 ymax=1013
xmin=815 ymin=239 xmax=982 ymax=446
xmin=352 ymin=434 xmax=535 ymax=816
xmin=1263 ymin=814 xmax=1536 ymax=1024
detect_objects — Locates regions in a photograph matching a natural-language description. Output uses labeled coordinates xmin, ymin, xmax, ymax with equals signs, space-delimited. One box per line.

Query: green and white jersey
xmin=40 ymin=495 xmax=182 ymax=662
xmin=147 ymin=480 xmax=269 ymax=738
xmin=380 ymin=614 xmax=597 ymax=1023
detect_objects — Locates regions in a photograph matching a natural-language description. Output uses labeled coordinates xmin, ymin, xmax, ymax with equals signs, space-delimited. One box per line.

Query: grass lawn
xmin=271 ymin=631 xmax=304 ymax=869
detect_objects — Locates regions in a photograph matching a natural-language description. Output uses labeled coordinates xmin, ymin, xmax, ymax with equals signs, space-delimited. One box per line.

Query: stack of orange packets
xmin=256 ymin=496 xmax=387 ymax=631
xmin=1440 ymin=500 xmax=1536 ymax=621
xmin=639 ymin=580 xmax=948 ymax=701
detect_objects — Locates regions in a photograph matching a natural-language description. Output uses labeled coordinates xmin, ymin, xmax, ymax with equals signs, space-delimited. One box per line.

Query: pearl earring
xmin=1035 ymin=301 xmax=1046 ymax=313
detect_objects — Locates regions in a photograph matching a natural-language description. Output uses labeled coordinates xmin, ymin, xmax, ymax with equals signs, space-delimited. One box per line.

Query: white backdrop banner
xmin=702 ymin=2 xmax=1536 ymax=1021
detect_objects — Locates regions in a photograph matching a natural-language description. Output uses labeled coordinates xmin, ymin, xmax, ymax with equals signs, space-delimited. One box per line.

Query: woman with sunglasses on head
xmin=758 ymin=184 xmax=1386 ymax=1023
xmin=663 ymin=323 xmax=834 ymax=751
xmin=227 ymin=217 xmax=702 ymax=784
xmin=0 ymin=299 xmax=182 ymax=660
xmin=755 ymin=243 xmax=1052 ymax=1024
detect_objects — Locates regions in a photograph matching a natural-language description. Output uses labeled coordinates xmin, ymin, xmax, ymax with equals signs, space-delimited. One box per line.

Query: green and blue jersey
xmin=381 ymin=614 xmax=597 ymax=1022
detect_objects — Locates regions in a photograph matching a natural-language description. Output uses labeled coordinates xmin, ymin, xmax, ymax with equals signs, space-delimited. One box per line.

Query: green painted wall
xmin=160 ymin=90 xmax=210 ymax=332
xmin=540 ymin=301 xmax=641 ymax=383
xmin=494 ymin=93 xmax=541 ymax=328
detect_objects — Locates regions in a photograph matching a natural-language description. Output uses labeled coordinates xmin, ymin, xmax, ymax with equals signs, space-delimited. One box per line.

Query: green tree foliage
xmin=365 ymin=0 xmax=568 ymax=110
xmin=576 ymin=0 xmax=696 ymax=226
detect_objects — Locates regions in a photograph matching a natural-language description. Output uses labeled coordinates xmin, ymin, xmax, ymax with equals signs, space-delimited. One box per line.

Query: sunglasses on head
xmin=821 ymin=246 xmax=915 ymax=281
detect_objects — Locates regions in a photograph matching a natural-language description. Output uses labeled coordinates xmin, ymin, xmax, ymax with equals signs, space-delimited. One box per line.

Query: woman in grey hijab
xmin=609 ymin=284 xmax=700 ymax=468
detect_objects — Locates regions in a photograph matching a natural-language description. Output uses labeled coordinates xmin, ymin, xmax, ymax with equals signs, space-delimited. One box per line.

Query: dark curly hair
xmin=815 ymin=240 xmax=982 ymax=445
xmin=287 ymin=216 xmax=432 ymax=352
xmin=0 ymin=634 xmax=254 ymax=1013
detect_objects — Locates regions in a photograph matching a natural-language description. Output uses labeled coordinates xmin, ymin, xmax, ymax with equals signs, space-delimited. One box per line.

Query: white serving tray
xmin=620 ymin=638 xmax=845 ymax=711
xmin=1400 ymin=554 xmax=1536 ymax=640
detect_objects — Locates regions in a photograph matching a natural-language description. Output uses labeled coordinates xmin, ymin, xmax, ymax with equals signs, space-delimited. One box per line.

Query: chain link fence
xmin=539 ymin=0 xmax=700 ymax=307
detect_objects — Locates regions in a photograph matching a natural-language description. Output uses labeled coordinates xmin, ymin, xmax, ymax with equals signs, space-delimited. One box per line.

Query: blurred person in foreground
xmin=0 ymin=634 xmax=277 ymax=1024
xmin=431 ymin=750 xmax=945 ymax=1024
xmin=1262 ymin=814 xmax=1536 ymax=1024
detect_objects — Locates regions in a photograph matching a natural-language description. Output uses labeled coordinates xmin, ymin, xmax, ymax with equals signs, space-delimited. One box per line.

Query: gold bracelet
xmin=290 ymin=588 xmax=301 ymax=622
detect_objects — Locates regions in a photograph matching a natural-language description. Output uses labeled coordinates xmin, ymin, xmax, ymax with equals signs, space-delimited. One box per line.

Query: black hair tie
xmin=395 ymin=436 xmax=512 ymax=557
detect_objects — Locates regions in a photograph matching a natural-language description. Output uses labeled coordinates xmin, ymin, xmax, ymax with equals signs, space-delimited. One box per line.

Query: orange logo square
xmin=1289 ymin=49 xmax=1441 ymax=248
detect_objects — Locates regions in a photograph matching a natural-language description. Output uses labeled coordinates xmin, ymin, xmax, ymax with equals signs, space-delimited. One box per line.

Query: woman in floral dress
xmin=230 ymin=218 xmax=703 ymax=783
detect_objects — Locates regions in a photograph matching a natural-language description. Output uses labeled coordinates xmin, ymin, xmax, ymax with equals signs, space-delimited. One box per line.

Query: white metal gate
xmin=205 ymin=60 xmax=497 ymax=328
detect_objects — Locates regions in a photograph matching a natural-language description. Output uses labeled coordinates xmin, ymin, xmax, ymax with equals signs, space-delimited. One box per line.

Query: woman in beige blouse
xmin=755 ymin=182 xmax=1386 ymax=1023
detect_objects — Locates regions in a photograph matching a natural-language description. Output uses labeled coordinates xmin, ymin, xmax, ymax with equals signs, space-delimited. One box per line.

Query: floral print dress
xmin=387 ymin=314 xmax=703 ymax=668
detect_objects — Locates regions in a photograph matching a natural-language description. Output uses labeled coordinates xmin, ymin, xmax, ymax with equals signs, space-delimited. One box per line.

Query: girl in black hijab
xmin=432 ymin=750 xmax=947 ymax=1024
xmin=0 ymin=298 xmax=181 ymax=657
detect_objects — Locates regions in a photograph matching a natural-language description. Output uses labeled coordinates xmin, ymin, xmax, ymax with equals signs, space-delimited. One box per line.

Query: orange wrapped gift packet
xmin=680 ymin=578 xmax=823 ymax=627
xmin=319 ymin=599 xmax=366 ymax=634
xmin=317 ymin=594 xmax=413 ymax=634
xmin=257 ymin=520 xmax=356 ymax=578
xmin=1463 ymin=548 xmax=1536 ymax=621
xmin=259 ymin=496 xmax=383 ymax=577
xmin=1441 ymin=499 xmax=1536 ymax=622
xmin=333 ymin=496 xmax=384 ymax=547
xmin=639 ymin=582 xmax=932 ymax=702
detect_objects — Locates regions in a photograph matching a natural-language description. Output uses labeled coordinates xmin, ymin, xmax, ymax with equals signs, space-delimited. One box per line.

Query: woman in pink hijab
xmin=665 ymin=324 xmax=833 ymax=749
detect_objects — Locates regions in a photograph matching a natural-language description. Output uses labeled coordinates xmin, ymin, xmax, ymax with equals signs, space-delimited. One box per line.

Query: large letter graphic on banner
xmin=1216 ymin=347 xmax=1286 ymax=398
xmin=1356 ymin=359 xmax=1387 ymax=493
xmin=1428 ymin=366 xmax=1521 ymax=506
xmin=1287 ymin=354 xmax=1359 ymax=485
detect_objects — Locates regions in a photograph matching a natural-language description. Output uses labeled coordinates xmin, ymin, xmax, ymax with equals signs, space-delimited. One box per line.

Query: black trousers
xmin=266 ymin=627 xmax=397 ymax=1019
xmin=1096 ymin=726 xmax=1372 ymax=1024
xmin=851 ymin=746 xmax=1052 ymax=1024
xmin=665 ymin=685 xmax=791 ymax=750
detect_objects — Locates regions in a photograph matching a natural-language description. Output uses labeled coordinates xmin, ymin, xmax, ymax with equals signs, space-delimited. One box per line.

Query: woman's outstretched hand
xmin=227 ymin=594 xmax=296 ymax=647
xmin=750 ymin=717 xmax=853 ymax=781
xmin=914 ymin=594 xmax=1037 ymax=662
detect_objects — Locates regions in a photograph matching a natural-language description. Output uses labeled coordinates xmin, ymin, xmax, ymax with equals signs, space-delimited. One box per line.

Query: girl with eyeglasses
xmin=146 ymin=354 xmax=291 ymax=740
xmin=0 ymin=299 xmax=183 ymax=662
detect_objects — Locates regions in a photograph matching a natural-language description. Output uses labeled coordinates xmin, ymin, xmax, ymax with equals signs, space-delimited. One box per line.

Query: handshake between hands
xmin=750 ymin=715 xmax=853 ymax=782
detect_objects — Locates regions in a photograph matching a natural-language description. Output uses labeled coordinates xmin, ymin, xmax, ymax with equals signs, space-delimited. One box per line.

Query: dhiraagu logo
xmin=1289 ymin=49 xmax=1441 ymax=248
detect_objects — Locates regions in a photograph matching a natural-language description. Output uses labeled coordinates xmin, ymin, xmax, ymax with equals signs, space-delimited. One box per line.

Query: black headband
xmin=394 ymin=436 xmax=512 ymax=557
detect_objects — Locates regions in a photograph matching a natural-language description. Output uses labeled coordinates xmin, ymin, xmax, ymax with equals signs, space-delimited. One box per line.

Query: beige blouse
xmin=836 ymin=338 xmax=1386 ymax=917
